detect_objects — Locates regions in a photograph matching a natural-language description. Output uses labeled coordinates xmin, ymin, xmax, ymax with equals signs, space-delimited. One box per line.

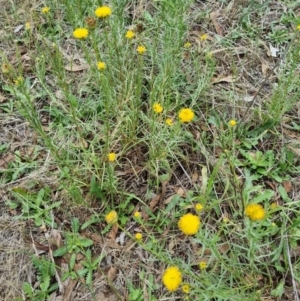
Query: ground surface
xmin=1 ymin=0 xmax=300 ymax=300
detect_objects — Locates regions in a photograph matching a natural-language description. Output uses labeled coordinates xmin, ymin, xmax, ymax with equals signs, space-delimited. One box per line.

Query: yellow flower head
xmin=178 ymin=213 xmax=200 ymax=235
xmin=297 ymin=25 xmax=300 ymax=30
xmin=165 ymin=118 xmax=173 ymax=126
xmin=108 ymin=152 xmax=116 ymax=162
xmin=97 ymin=61 xmax=106 ymax=70
xmin=14 ymin=76 xmax=24 ymax=85
xmin=134 ymin=211 xmax=141 ymax=218
xmin=162 ymin=266 xmax=182 ymax=292
xmin=245 ymin=204 xmax=266 ymax=221
xmin=135 ymin=233 xmax=142 ymax=241
xmin=95 ymin=6 xmax=112 ymax=18
xmin=200 ymin=33 xmax=208 ymax=41
xmin=25 ymin=22 xmax=31 ymax=30
xmin=184 ymin=42 xmax=191 ymax=48
xmin=153 ymin=102 xmax=163 ymax=113
xmin=178 ymin=108 xmax=195 ymax=123
xmin=105 ymin=210 xmax=118 ymax=224
xmin=229 ymin=119 xmax=237 ymax=127
xmin=182 ymin=284 xmax=190 ymax=294
xmin=199 ymin=261 xmax=207 ymax=270
xmin=41 ymin=6 xmax=50 ymax=14
xmin=126 ymin=30 xmax=135 ymax=39
xmin=137 ymin=45 xmax=146 ymax=55
xmin=195 ymin=203 xmax=203 ymax=212
xmin=73 ymin=28 xmax=89 ymax=39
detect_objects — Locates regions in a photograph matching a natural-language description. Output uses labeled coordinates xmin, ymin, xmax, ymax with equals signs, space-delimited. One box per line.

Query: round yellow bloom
xmin=297 ymin=25 xmax=300 ymax=30
xmin=105 ymin=210 xmax=118 ymax=224
xmin=182 ymin=284 xmax=190 ymax=294
xmin=41 ymin=6 xmax=50 ymax=14
xmin=200 ymin=34 xmax=208 ymax=41
xmin=135 ymin=233 xmax=142 ymax=241
xmin=134 ymin=211 xmax=141 ymax=218
xmin=95 ymin=6 xmax=111 ymax=18
xmin=178 ymin=213 xmax=200 ymax=235
xmin=153 ymin=102 xmax=163 ymax=113
xmin=162 ymin=266 xmax=182 ymax=292
xmin=108 ymin=152 xmax=116 ymax=162
xmin=14 ymin=76 xmax=24 ymax=85
xmin=137 ymin=45 xmax=146 ymax=55
xmin=73 ymin=28 xmax=89 ymax=39
xmin=97 ymin=61 xmax=106 ymax=70
xmin=165 ymin=118 xmax=173 ymax=126
xmin=184 ymin=42 xmax=191 ymax=48
xmin=25 ymin=22 xmax=31 ymax=30
xmin=229 ymin=119 xmax=237 ymax=127
xmin=178 ymin=108 xmax=195 ymax=123
xmin=199 ymin=261 xmax=207 ymax=270
xmin=195 ymin=203 xmax=203 ymax=212
xmin=245 ymin=204 xmax=266 ymax=221
xmin=126 ymin=30 xmax=135 ymax=39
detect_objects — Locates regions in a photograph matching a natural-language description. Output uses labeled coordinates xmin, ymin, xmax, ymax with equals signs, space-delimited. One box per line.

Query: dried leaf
xmin=149 ymin=194 xmax=161 ymax=210
xmin=108 ymin=223 xmax=118 ymax=241
xmin=65 ymin=63 xmax=89 ymax=72
xmin=283 ymin=181 xmax=292 ymax=193
xmin=107 ymin=266 xmax=118 ymax=282
xmin=0 ymin=93 xmax=6 ymax=103
xmin=212 ymin=75 xmax=235 ymax=84
xmin=261 ymin=59 xmax=269 ymax=75
xmin=0 ymin=153 xmax=15 ymax=169
xmin=210 ymin=11 xmax=224 ymax=36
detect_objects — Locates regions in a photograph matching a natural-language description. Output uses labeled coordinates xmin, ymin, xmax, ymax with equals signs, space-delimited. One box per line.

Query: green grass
xmin=1 ymin=0 xmax=300 ymax=300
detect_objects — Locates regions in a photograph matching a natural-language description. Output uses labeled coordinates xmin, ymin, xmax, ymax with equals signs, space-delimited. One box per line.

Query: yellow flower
xmin=165 ymin=118 xmax=173 ymax=126
xmin=25 ymin=22 xmax=31 ymax=30
xmin=200 ymin=34 xmax=208 ymax=41
xmin=229 ymin=119 xmax=237 ymax=127
xmin=73 ymin=28 xmax=89 ymax=39
xmin=223 ymin=217 xmax=229 ymax=223
xmin=184 ymin=42 xmax=191 ymax=48
xmin=178 ymin=108 xmax=195 ymax=123
xmin=199 ymin=261 xmax=207 ymax=270
xmin=135 ymin=233 xmax=142 ymax=241
xmin=153 ymin=102 xmax=163 ymax=113
xmin=95 ymin=6 xmax=111 ymax=18
xmin=14 ymin=76 xmax=24 ymax=85
xmin=162 ymin=266 xmax=182 ymax=292
xmin=41 ymin=6 xmax=50 ymax=14
xmin=182 ymin=284 xmax=190 ymax=294
xmin=137 ymin=45 xmax=146 ymax=55
xmin=134 ymin=211 xmax=141 ymax=218
xmin=297 ymin=25 xmax=300 ymax=30
xmin=108 ymin=152 xmax=116 ymax=162
xmin=126 ymin=30 xmax=135 ymax=39
xmin=97 ymin=61 xmax=106 ymax=70
xmin=270 ymin=203 xmax=277 ymax=209
xmin=195 ymin=203 xmax=203 ymax=212
xmin=105 ymin=210 xmax=118 ymax=224
xmin=245 ymin=204 xmax=266 ymax=221
xmin=178 ymin=213 xmax=200 ymax=235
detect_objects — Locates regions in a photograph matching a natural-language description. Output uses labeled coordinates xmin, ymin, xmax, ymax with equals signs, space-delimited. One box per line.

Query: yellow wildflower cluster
xmin=182 ymin=284 xmax=190 ymax=294
xmin=105 ymin=210 xmax=118 ymax=224
xmin=107 ymin=152 xmax=116 ymax=162
xmin=162 ymin=266 xmax=182 ymax=292
xmin=153 ymin=102 xmax=163 ymax=114
xmin=245 ymin=204 xmax=266 ymax=221
xmin=126 ymin=30 xmax=135 ymax=39
xmin=137 ymin=45 xmax=146 ymax=55
xmin=199 ymin=261 xmax=207 ymax=270
xmin=229 ymin=119 xmax=237 ymax=127
xmin=95 ymin=6 xmax=112 ymax=18
xmin=178 ymin=213 xmax=200 ymax=235
xmin=97 ymin=61 xmax=106 ymax=70
xmin=73 ymin=28 xmax=89 ymax=39
xmin=41 ymin=6 xmax=50 ymax=14
xmin=135 ymin=233 xmax=142 ymax=241
xmin=178 ymin=108 xmax=195 ymax=123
